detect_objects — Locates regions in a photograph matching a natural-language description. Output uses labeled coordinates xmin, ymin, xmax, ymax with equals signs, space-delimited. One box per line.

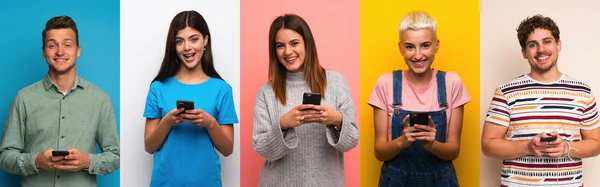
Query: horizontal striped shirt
xmin=486 ymin=74 xmax=599 ymax=187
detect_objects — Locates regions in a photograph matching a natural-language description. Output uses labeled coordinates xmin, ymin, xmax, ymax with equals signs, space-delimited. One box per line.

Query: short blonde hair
xmin=399 ymin=11 xmax=437 ymax=39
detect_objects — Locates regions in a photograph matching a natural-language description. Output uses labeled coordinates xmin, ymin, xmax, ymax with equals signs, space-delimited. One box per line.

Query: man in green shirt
xmin=0 ymin=16 xmax=120 ymax=187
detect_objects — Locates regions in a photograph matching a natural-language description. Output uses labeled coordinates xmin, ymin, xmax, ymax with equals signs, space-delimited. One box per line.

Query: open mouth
xmin=412 ymin=60 xmax=427 ymax=67
xmin=183 ymin=53 xmax=196 ymax=62
xmin=285 ymin=56 xmax=298 ymax=64
xmin=536 ymin=55 xmax=549 ymax=62
xmin=54 ymin=58 xmax=68 ymax=63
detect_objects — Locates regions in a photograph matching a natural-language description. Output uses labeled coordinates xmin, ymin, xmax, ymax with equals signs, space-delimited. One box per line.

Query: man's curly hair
xmin=516 ymin=14 xmax=560 ymax=49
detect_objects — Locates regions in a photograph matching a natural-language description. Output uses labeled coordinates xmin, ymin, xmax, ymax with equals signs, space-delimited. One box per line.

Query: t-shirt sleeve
xmin=485 ymin=88 xmax=510 ymax=127
xmin=447 ymin=73 xmax=471 ymax=109
xmin=581 ymin=92 xmax=600 ymax=130
xmin=216 ymin=83 xmax=239 ymax=125
xmin=143 ymin=82 xmax=161 ymax=119
xmin=368 ymin=74 xmax=390 ymax=112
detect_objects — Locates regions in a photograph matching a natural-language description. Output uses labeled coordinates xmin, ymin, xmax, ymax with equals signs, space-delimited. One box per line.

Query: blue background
xmin=0 ymin=1 xmax=120 ymax=186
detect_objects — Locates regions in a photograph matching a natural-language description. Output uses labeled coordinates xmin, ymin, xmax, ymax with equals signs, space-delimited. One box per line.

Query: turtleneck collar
xmin=286 ymin=71 xmax=304 ymax=84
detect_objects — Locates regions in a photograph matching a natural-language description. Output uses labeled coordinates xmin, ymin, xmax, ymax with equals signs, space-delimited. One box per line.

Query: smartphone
xmin=302 ymin=92 xmax=321 ymax=110
xmin=409 ymin=112 xmax=429 ymax=132
xmin=540 ymin=136 xmax=557 ymax=142
xmin=176 ymin=100 xmax=194 ymax=115
xmin=52 ymin=150 xmax=69 ymax=156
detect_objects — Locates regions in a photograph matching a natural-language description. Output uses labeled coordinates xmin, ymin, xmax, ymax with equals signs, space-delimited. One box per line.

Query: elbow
xmin=481 ymin=141 xmax=493 ymax=158
xmin=221 ymin=148 xmax=233 ymax=157
xmin=143 ymin=139 xmax=155 ymax=154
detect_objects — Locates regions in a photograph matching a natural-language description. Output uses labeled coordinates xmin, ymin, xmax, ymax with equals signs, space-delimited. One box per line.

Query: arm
xmin=566 ymin=128 xmax=600 ymax=158
xmin=206 ymin=125 xmax=234 ymax=156
xmin=144 ymin=115 xmax=176 ymax=154
xmin=424 ymin=106 xmax=464 ymax=161
xmin=324 ymin=74 xmax=359 ymax=152
xmin=481 ymin=121 xmax=531 ymax=159
xmin=373 ymin=107 xmax=410 ymax=161
xmin=0 ymin=94 xmax=39 ymax=176
xmin=87 ymin=96 xmax=120 ymax=175
xmin=252 ymin=87 xmax=299 ymax=161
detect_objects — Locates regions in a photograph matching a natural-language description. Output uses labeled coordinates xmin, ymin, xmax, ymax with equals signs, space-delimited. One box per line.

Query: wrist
xmin=34 ymin=153 xmax=40 ymax=168
xmin=396 ymin=135 xmax=409 ymax=149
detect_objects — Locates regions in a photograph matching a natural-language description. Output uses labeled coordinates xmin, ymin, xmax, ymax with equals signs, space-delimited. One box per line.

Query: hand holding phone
xmin=302 ymin=92 xmax=321 ymax=110
xmin=409 ymin=112 xmax=429 ymax=132
xmin=176 ymin=100 xmax=195 ymax=115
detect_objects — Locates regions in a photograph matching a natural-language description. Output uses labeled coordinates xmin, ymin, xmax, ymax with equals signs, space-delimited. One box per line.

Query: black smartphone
xmin=176 ymin=100 xmax=195 ymax=115
xmin=409 ymin=112 xmax=429 ymax=132
xmin=52 ymin=150 xmax=69 ymax=157
xmin=302 ymin=92 xmax=321 ymax=110
xmin=540 ymin=136 xmax=557 ymax=142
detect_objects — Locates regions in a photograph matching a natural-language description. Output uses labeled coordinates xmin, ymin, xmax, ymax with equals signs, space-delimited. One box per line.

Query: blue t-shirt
xmin=143 ymin=76 xmax=239 ymax=187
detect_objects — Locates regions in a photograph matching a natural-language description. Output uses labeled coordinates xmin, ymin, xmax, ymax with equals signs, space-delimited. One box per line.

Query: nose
xmin=413 ymin=48 xmax=424 ymax=60
xmin=184 ymin=41 xmax=191 ymax=51
xmin=283 ymin=45 xmax=292 ymax=55
xmin=56 ymin=45 xmax=65 ymax=56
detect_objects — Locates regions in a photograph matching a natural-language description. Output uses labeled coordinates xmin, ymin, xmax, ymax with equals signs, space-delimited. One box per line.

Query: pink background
xmin=240 ymin=0 xmax=360 ymax=186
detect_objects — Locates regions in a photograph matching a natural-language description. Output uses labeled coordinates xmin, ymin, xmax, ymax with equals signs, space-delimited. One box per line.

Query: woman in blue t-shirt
xmin=142 ymin=10 xmax=239 ymax=187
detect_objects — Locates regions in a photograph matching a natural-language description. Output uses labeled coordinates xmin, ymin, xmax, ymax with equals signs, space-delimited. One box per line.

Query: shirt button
xmin=62 ymin=116 xmax=65 ymax=119
xmin=57 ymin=175 xmax=60 ymax=178
xmin=61 ymin=136 xmax=65 ymax=139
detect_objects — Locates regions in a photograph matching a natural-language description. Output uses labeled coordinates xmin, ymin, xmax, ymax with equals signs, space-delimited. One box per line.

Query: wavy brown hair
xmin=268 ymin=14 xmax=327 ymax=105
xmin=517 ymin=14 xmax=560 ymax=50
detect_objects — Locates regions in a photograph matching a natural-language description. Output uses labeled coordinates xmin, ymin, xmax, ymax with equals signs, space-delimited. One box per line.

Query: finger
xmin=542 ymin=147 xmax=562 ymax=154
xmin=299 ymin=104 xmax=316 ymax=110
xmin=413 ymin=124 xmax=433 ymax=131
xmin=50 ymin=156 xmax=65 ymax=161
xmin=428 ymin=116 xmax=435 ymax=127
xmin=534 ymin=149 xmax=544 ymax=157
xmin=403 ymin=115 xmax=410 ymax=128
xmin=185 ymin=109 xmax=201 ymax=114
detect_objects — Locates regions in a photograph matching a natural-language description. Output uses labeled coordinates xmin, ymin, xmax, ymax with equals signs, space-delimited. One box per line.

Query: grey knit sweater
xmin=252 ymin=70 xmax=359 ymax=187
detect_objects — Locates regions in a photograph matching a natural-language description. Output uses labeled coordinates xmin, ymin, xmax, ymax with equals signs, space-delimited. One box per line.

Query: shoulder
xmin=79 ymin=78 xmax=111 ymax=100
xmin=325 ymin=70 xmax=346 ymax=82
xmin=209 ymin=78 xmax=233 ymax=91
xmin=494 ymin=74 xmax=530 ymax=93
xmin=561 ymin=74 xmax=592 ymax=93
xmin=16 ymin=79 xmax=45 ymax=98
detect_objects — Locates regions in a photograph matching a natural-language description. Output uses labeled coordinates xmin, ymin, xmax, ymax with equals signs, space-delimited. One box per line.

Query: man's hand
xmin=52 ymin=148 xmax=91 ymax=171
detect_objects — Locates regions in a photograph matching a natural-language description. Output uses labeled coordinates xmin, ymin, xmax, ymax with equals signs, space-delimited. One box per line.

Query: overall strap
xmin=392 ymin=70 xmax=402 ymax=106
xmin=436 ymin=70 xmax=448 ymax=107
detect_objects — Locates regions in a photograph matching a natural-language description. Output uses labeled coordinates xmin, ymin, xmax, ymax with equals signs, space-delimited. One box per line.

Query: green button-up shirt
xmin=0 ymin=75 xmax=120 ymax=187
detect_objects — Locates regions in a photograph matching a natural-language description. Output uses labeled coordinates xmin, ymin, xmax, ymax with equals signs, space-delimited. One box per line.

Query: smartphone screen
xmin=302 ymin=92 xmax=321 ymax=110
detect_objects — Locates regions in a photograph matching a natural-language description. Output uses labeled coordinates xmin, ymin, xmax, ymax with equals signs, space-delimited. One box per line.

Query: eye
xmin=527 ymin=43 xmax=537 ymax=48
xmin=275 ymin=43 xmax=284 ymax=49
xmin=47 ymin=44 xmax=56 ymax=49
xmin=405 ymin=45 xmax=414 ymax=50
xmin=64 ymin=44 xmax=71 ymax=48
xmin=175 ymin=39 xmax=183 ymax=45
xmin=543 ymin=40 xmax=552 ymax=44
xmin=291 ymin=41 xmax=299 ymax=47
xmin=422 ymin=43 xmax=431 ymax=49
xmin=191 ymin=37 xmax=199 ymax=43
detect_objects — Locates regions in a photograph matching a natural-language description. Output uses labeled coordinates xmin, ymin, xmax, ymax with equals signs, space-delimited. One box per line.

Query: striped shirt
xmin=486 ymin=74 xmax=600 ymax=187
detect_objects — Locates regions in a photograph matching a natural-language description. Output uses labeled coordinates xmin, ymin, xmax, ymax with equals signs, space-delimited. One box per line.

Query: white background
xmin=480 ymin=0 xmax=600 ymax=186
xmin=120 ymin=0 xmax=240 ymax=186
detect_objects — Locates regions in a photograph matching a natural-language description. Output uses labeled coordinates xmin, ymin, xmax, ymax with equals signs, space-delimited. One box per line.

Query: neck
xmin=48 ymin=69 xmax=77 ymax=93
xmin=528 ymin=66 xmax=562 ymax=83
xmin=405 ymin=68 xmax=433 ymax=88
xmin=175 ymin=65 xmax=209 ymax=84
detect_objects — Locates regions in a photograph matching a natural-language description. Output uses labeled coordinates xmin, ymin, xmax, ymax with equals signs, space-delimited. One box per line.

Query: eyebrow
xmin=526 ymin=37 xmax=554 ymax=44
xmin=175 ymin=34 xmax=200 ymax=40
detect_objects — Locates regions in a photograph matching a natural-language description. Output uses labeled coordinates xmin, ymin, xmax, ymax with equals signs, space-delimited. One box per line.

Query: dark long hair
xmin=268 ymin=14 xmax=327 ymax=105
xmin=153 ymin=10 xmax=222 ymax=83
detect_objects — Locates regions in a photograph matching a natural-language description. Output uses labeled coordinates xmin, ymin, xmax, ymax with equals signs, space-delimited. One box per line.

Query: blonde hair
xmin=398 ymin=11 xmax=437 ymax=39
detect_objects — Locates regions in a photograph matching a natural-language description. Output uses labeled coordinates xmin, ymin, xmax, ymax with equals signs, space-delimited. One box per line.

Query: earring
xmin=203 ymin=47 xmax=206 ymax=51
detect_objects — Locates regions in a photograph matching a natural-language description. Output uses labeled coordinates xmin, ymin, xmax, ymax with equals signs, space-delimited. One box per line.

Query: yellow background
xmin=359 ymin=0 xmax=480 ymax=186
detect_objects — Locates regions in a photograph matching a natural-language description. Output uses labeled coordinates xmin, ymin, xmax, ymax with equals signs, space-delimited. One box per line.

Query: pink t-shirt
xmin=368 ymin=70 xmax=471 ymax=141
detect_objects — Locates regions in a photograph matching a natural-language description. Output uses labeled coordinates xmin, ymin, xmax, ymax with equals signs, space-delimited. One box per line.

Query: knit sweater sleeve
xmin=325 ymin=72 xmax=359 ymax=152
xmin=252 ymin=84 xmax=299 ymax=161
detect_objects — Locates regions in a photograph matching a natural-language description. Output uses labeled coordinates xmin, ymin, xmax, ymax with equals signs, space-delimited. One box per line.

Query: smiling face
xmin=521 ymin=28 xmax=561 ymax=73
xmin=175 ymin=26 xmax=208 ymax=69
xmin=42 ymin=28 xmax=81 ymax=75
xmin=275 ymin=28 xmax=306 ymax=73
xmin=399 ymin=28 xmax=439 ymax=75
